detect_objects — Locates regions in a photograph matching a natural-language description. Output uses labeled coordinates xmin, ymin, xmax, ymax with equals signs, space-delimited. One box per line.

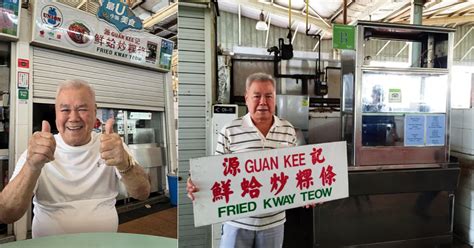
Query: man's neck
xmin=251 ymin=116 xmax=274 ymax=137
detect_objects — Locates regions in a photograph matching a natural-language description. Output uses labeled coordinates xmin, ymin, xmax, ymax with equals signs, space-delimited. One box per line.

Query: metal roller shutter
xmin=178 ymin=4 xmax=212 ymax=248
xmin=32 ymin=47 xmax=166 ymax=111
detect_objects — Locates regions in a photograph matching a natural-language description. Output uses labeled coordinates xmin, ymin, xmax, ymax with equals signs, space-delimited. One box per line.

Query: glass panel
xmin=342 ymin=73 xmax=354 ymax=112
xmin=362 ymin=115 xmax=404 ymax=147
xmin=361 ymin=71 xmax=448 ymax=113
xmin=96 ymin=109 xmax=164 ymax=146
xmin=127 ymin=111 xmax=164 ymax=146
xmin=362 ymin=27 xmax=449 ymax=69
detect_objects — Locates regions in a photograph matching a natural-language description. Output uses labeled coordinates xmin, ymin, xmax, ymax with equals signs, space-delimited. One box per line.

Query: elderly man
xmin=187 ymin=73 xmax=297 ymax=248
xmin=0 ymin=79 xmax=150 ymax=237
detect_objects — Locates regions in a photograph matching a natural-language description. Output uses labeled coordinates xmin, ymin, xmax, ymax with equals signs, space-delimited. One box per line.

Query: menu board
xmin=404 ymin=115 xmax=425 ymax=146
xmin=426 ymin=115 xmax=445 ymax=146
xmin=404 ymin=114 xmax=446 ymax=146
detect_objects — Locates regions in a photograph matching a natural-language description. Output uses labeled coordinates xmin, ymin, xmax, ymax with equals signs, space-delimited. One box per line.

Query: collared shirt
xmin=216 ymin=113 xmax=297 ymax=231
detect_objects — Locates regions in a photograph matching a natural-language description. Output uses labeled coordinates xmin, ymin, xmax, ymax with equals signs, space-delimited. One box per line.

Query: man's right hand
xmin=27 ymin=120 xmax=56 ymax=171
xmin=186 ymin=177 xmax=198 ymax=201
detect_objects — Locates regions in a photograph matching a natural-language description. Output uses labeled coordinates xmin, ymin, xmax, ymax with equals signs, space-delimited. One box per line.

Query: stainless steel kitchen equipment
xmin=314 ymin=21 xmax=460 ymax=248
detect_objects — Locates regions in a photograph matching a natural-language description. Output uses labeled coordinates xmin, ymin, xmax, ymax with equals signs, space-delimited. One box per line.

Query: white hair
xmin=245 ymin=72 xmax=276 ymax=91
xmin=56 ymin=79 xmax=96 ymax=103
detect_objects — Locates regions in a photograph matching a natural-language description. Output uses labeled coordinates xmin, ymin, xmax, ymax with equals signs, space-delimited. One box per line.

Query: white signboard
xmin=190 ymin=141 xmax=349 ymax=227
xmin=32 ymin=0 xmax=173 ymax=71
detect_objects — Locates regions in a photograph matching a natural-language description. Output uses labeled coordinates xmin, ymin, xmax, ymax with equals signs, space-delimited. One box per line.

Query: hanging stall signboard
xmin=333 ymin=24 xmax=355 ymax=50
xmin=0 ymin=0 xmax=20 ymax=39
xmin=190 ymin=141 xmax=349 ymax=227
xmin=31 ymin=0 xmax=173 ymax=71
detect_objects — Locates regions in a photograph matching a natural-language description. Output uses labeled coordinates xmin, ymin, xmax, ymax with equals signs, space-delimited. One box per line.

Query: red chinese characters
xmin=94 ymin=34 xmax=104 ymax=46
xmin=128 ymin=43 xmax=137 ymax=53
xmin=310 ymin=147 xmax=325 ymax=165
xmin=117 ymin=41 xmax=127 ymax=51
xmin=270 ymin=172 xmax=289 ymax=195
xmin=241 ymin=176 xmax=262 ymax=199
xmin=320 ymin=165 xmax=336 ymax=186
xmin=106 ymin=37 xmax=116 ymax=49
xmin=222 ymin=157 xmax=241 ymax=176
xmin=211 ymin=179 xmax=234 ymax=203
xmin=296 ymin=168 xmax=314 ymax=190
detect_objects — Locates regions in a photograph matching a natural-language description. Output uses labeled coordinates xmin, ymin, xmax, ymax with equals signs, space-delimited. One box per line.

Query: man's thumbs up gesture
xmin=27 ymin=120 xmax=56 ymax=171
xmin=100 ymin=118 xmax=129 ymax=170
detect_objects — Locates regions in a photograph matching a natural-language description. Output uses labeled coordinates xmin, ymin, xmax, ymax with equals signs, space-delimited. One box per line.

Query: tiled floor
xmin=118 ymin=207 xmax=177 ymax=238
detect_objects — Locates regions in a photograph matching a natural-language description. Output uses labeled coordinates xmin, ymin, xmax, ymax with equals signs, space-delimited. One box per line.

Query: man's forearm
xmin=0 ymin=163 xmax=40 ymax=223
xmin=120 ymin=165 xmax=151 ymax=201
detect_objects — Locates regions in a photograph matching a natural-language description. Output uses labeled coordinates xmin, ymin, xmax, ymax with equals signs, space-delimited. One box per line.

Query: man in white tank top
xmin=0 ymin=79 xmax=151 ymax=238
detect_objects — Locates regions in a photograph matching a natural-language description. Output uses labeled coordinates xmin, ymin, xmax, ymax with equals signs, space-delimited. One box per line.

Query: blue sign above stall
xmin=97 ymin=0 xmax=143 ymax=32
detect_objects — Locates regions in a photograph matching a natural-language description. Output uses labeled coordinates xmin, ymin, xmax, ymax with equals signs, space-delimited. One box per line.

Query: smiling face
xmin=245 ymin=80 xmax=276 ymax=126
xmin=55 ymin=86 xmax=96 ymax=146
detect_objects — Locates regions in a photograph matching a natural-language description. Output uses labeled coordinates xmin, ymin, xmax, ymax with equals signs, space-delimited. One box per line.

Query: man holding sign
xmin=188 ymin=73 xmax=297 ymax=247
xmin=0 ymin=79 xmax=150 ymax=237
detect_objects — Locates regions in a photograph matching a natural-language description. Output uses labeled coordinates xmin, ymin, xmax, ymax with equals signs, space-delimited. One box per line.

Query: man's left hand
xmin=100 ymin=118 xmax=128 ymax=170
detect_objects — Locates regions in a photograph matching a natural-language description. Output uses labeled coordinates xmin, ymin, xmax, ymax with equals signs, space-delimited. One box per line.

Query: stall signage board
xmin=129 ymin=112 xmax=152 ymax=120
xmin=333 ymin=24 xmax=355 ymax=50
xmin=97 ymin=0 xmax=143 ymax=32
xmin=32 ymin=0 xmax=174 ymax=71
xmin=190 ymin=141 xmax=349 ymax=227
xmin=0 ymin=0 xmax=20 ymax=39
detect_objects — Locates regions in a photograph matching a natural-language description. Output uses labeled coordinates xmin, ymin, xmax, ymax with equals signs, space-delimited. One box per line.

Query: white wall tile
xmin=462 ymin=129 xmax=474 ymax=155
xmin=452 ymin=109 xmax=464 ymax=128
xmin=464 ymin=108 xmax=474 ymax=130
xmin=451 ymin=127 xmax=463 ymax=151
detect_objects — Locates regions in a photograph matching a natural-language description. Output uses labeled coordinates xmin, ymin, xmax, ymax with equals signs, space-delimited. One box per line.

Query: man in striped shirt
xmin=188 ymin=72 xmax=297 ymax=247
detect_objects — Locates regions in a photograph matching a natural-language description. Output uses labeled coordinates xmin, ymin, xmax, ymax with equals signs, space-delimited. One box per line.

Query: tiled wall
xmin=452 ymin=79 xmax=474 ymax=244
xmin=451 ymin=108 xmax=474 ymax=155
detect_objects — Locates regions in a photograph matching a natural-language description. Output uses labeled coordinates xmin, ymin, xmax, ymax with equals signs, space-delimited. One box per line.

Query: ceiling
xmin=217 ymin=0 xmax=474 ymax=39
xmin=56 ymin=0 xmax=177 ymax=44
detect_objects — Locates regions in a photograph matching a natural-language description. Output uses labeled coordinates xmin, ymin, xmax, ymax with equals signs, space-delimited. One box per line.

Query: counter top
xmin=0 ymin=232 xmax=177 ymax=248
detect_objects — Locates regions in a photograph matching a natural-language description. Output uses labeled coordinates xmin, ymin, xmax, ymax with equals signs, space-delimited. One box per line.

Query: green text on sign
xmin=333 ymin=24 xmax=355 ymax=50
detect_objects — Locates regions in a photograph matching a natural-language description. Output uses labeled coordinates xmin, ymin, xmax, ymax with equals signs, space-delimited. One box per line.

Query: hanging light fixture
xmin=255 ymin=10 xmax=268 ymax=31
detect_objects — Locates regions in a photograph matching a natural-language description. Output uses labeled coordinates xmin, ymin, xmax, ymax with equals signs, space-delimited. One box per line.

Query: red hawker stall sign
xmin=190 ymin=141 xmax=349 ymax=227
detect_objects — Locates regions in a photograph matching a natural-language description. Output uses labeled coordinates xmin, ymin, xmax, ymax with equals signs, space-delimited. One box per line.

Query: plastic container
xmin=167 ymin=174 xmax=178 ymax=206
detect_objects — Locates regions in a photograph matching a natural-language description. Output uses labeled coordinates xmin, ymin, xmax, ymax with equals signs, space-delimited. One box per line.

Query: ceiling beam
xmin=329 ymin=0 xmax=354 ymax=23
xmin=452 ymin=3 xmax=474 ymax=16
xmin=382 ymin=3 xmax=411 ymax=22
xmin=143 ymin=2 xmax=178 ymax=29
xmin=349 ymin=0 xmax=392 ymax=25
xmin=425 ymin=2 xmax=463 ymax=18
xmin=395 ymin=14 xmax=474 ymax=25
xmin=235 ymin=0 xmax=332 ymax=34
xmin=307 ymin=5 xmax=330 ymax=28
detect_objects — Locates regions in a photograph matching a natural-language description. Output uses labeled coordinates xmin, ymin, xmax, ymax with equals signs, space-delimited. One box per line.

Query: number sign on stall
xmin=190 ymin=141 xmax=349 ymax=227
